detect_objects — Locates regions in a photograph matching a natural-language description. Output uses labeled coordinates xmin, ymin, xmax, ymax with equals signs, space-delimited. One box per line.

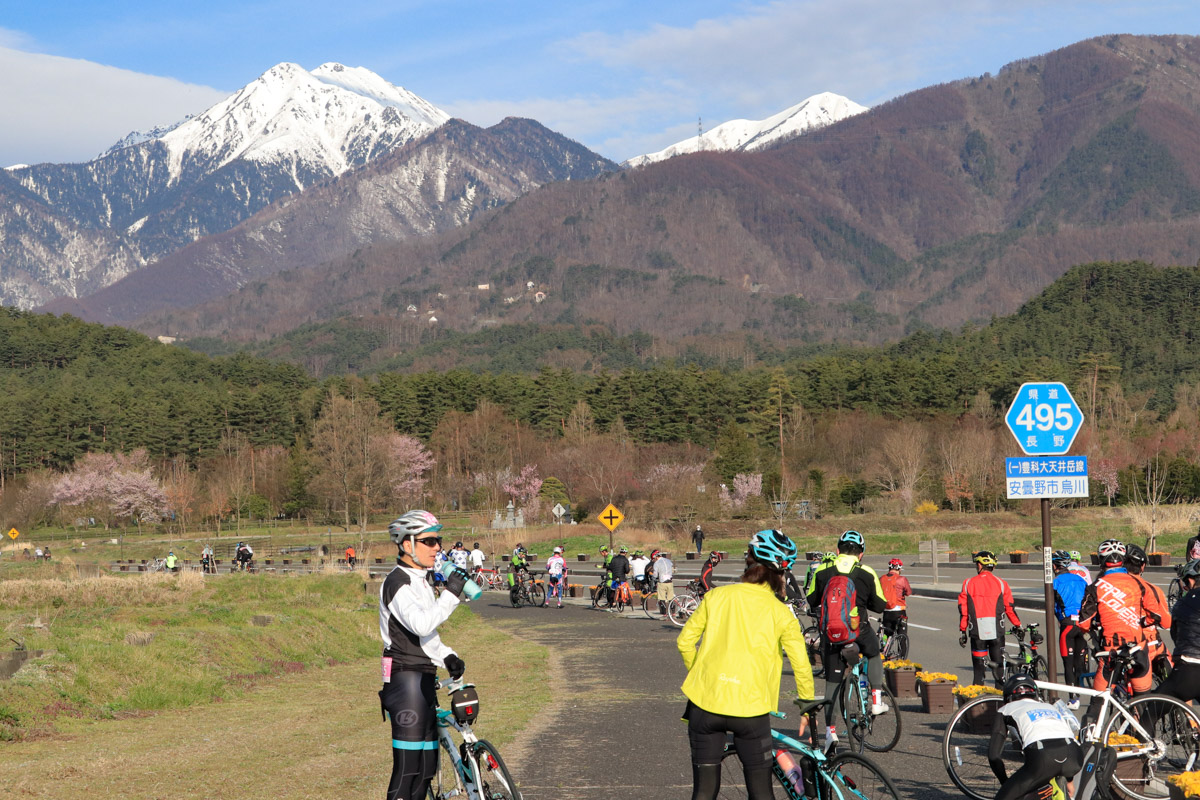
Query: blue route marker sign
xmin=1004 ymin=382 xmax=1085 ymax=456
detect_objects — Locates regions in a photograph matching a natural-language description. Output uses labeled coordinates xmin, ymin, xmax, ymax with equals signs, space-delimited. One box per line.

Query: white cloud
xmin=0 ymin=44 xmax=227 ymax=166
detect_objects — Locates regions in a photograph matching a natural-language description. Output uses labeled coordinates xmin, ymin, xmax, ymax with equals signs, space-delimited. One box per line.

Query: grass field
xmin=0 ymin=570 xmax=547 ymax=749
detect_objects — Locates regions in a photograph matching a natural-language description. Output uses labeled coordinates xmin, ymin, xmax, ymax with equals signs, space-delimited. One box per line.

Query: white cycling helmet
xmin=553 ymin=546 xmax=563 ymax=554
xmin=389 ymin=510 xmax=443 ymax=544
xmin=1097 ymin=539 xmax=1127 ymax=562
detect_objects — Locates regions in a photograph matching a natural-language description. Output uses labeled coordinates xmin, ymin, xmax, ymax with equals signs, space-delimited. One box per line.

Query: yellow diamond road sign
xmin=7 ymin=528 xmax=18 ymax=540
xmin=598 ymin=504 xmax=624 ymax=532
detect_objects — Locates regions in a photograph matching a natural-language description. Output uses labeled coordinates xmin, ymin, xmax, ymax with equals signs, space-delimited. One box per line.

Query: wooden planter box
xmin=687 ymin=552 xmax=697 ymax=560
xmin=1166 ymin=779 xmax=1195 ymax=800
xmin=1114 ymin=756 xmax=1143 ymax=786
xmin=374 ymin=558 xmax=382 ymax=564
xmin=918 ymin=680 xmax=957 ymax=713
xmin=806 ymin=551 xmax=822 ymax=561
xmin=958 ymin=697 xmax=1000 ymax=733
xmin=1009 ymin=553 xmax=1029 ymax=564
xmin=948 ymin=552 xmax=958 ymax=562
xmin=885 ymin=668 xmax=918 ymax=699
xmin=577 ymin=554 xmax=587 ymax=561
xmin=1149 ymin=554 xmax=1170 ymax=566
xmin=501 ymin=555 xmax=510 ymax=562
xmin=264 ymin=559 xmax=273 ymax=565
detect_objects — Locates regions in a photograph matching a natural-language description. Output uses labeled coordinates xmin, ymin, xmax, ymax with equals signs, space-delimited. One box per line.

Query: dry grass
xmin=3 ymin=609 xmax=547 ymax=800
xmin=1122 ymin=503 xmax=1200 ymax=536
xmin=0 ymin=570 xmax=207 ymax=607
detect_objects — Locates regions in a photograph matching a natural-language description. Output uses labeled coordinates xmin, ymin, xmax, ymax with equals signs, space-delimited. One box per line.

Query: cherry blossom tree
xmin=720 ymin=472 xmax=763 ymax=509
xmin=503 ymin=464 xmax=543 ymax=519
xmin=51 ymin=449 xmax=169 ymax=531
xmin=388 ymin=434 xmax=435 ymax=503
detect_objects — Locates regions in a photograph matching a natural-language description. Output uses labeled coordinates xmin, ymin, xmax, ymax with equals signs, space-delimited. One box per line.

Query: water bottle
xmin=1053 ymin=699 xmax=1081 ymax=735
xmin=462 ymin=576 xmax=482 ymax=601
xmin=775 ymin=749 xmax=805 ymax=794
xmin=858 ymin=673 xmax=869 ymax=702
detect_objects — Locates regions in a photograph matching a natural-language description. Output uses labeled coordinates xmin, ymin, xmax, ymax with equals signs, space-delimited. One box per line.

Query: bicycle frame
xmin=428 ymin=678 xmax=519 ymax=800
xmin=1031 ymin=678 xmax=1191 ymax=765
xmin=766 ymin=711 xmax=875 ymax=800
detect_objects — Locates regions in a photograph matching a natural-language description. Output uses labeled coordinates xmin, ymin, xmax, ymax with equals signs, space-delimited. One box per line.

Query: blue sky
xmin=2 ymin=1 xmax=1198 ymax=166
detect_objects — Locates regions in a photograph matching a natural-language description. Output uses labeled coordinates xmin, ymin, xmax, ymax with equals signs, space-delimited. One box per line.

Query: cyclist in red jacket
xmin=958 ymin=550 xmax=1021 ymax=687
xmin=880 ymin=558 xmax=912 ymax=640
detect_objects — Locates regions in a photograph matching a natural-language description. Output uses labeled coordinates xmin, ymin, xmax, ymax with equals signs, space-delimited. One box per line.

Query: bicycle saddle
xmin=793 ymin=697 xmax=834 ymax=716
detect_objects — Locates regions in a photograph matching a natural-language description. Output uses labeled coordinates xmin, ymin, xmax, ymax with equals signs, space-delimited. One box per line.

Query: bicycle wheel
xmin=668 ymin=594 xmax=699 ymax=627
xmin=843 ymin=680 xmax=901 ymax=753
xmin=509 ymin=585 xmax=522 ymax=608
xmin=471 ymin=739 xmax=520 ymax=800
xmin=1169 ymin=579 xmax=1183 ymax=614
xmin=529 ymin=583 xmax=545 ymax=607
xmin=643 ymin=592 xmax=665 ymax=620
xmin=943 ymin=696 xmax=1021 ymax=800
xmin=826 ymin=751 xmax=901 ymax=800
xmin=1104 ymin=693 xmax=1200 ymax=800
xmin=428 ymin=741 xmax=463 ymax=800
xmin=592 ymin=585 xmax=611 ymax=609
xmin=718 ymin=747 xmax=785 ymax=798
xmin=804 ymin=625 xmax=824 ymax=679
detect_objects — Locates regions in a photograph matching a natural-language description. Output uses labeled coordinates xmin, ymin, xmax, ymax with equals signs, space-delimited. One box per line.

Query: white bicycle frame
xmin=1032 ymin=678 xmax=1199 ymax=770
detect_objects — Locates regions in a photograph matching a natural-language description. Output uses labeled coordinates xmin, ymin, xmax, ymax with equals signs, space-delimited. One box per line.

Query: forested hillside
xmin=4 ymin=261 xmax=1200 ymax=530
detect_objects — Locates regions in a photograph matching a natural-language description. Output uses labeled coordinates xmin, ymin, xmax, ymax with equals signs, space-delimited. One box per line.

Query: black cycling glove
xmin=959 ymin=632 xmax=968 ymax=648
xmin=445 ymin=654 xmax=465 ymax=679
xmin=444 ymin=567 xmax=469 ymax=598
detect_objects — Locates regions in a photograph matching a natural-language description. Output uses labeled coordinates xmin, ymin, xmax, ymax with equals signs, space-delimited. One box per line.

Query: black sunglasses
xmin=414 ymin=536 xmax=443 ymax=547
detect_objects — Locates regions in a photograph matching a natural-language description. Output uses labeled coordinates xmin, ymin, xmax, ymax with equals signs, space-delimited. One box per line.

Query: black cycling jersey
xmin=1172 ymin=588 xmax=1200 ymax=660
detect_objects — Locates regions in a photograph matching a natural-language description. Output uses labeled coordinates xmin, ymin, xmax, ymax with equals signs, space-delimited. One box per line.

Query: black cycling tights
xmin=381 ymin=670 xmax=439 ymax=800
xmin=1158 ymin=661 xmax=1200 ymax=703
xmin=685 ymin=701 xmax=774 ymax=800
xmin=995 ymin=741 xmax=1082 ymax=800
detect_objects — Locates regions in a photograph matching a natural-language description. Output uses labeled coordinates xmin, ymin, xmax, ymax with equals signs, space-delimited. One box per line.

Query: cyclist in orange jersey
xmin=1078 ymin=540 xmax=1159 ymax=719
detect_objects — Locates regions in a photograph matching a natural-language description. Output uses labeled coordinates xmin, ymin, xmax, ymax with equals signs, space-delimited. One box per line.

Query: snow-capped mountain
xmin=2 ymin=62 xmax=451 ymax=308
xmin=623 ymin=92 xmax=868 ymax=168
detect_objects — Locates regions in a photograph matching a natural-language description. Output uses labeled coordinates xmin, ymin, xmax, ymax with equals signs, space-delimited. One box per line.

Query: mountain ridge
xmin=113 ymin=34 xmax=1200 ymax=356
xmin=623 ymin=91 xmax=868 ymax=167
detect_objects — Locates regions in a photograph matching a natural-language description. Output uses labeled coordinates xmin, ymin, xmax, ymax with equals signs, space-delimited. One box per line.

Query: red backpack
xmin=820 ymin=571 xmax=859 ymax=644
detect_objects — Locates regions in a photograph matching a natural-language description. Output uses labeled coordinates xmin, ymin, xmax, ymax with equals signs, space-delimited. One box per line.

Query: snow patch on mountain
xmin=623 ymin=92 xmax=868 ymax=168
xmin=104 ymin=62 xmax=449 ymax=183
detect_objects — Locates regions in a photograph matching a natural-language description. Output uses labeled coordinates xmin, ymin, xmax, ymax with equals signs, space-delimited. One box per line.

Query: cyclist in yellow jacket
xmin=678 ymin=529 xmax=814 ymax=800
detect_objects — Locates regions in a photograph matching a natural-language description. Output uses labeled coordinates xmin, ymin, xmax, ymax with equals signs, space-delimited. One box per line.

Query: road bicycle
xmin=943 ymin=643 xmax=1200 ymax=800
xmin=427 ymin=676 xmax=521 ymax=800
xmin=718 ymin=701 xmax=900 ymax=800
xmin=147 ymin=557 xmax=169 ymax=572
xmin=470 ymin=566 xmax=503 ymax=591
xmin=667 ymin=579 xmax=705 ymax=626
xmin=641 ymin=587 xmax=669 ymax=620
xmin=826 ymin=643 xmax=902 ymax=753
xmin=507 ymin=571 xmax=544 ymax=608
xmin=879 ymin=617 xmax=909 ymax=661
xmin=1003 ymin=623 xmax=1048 ymax=681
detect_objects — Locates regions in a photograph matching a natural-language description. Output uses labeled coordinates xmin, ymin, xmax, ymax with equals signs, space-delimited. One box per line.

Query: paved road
xmin=471 ymin=562 xmax=1179 ymax=800
xmin=468 ymin=590 xmax=1010 ymax=800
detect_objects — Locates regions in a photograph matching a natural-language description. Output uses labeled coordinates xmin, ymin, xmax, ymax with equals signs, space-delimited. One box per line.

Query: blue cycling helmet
xmin=749 ymin=529 xmax=798 ymax=571
xmin=839 ymin=530 xmax=865 ymax=547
